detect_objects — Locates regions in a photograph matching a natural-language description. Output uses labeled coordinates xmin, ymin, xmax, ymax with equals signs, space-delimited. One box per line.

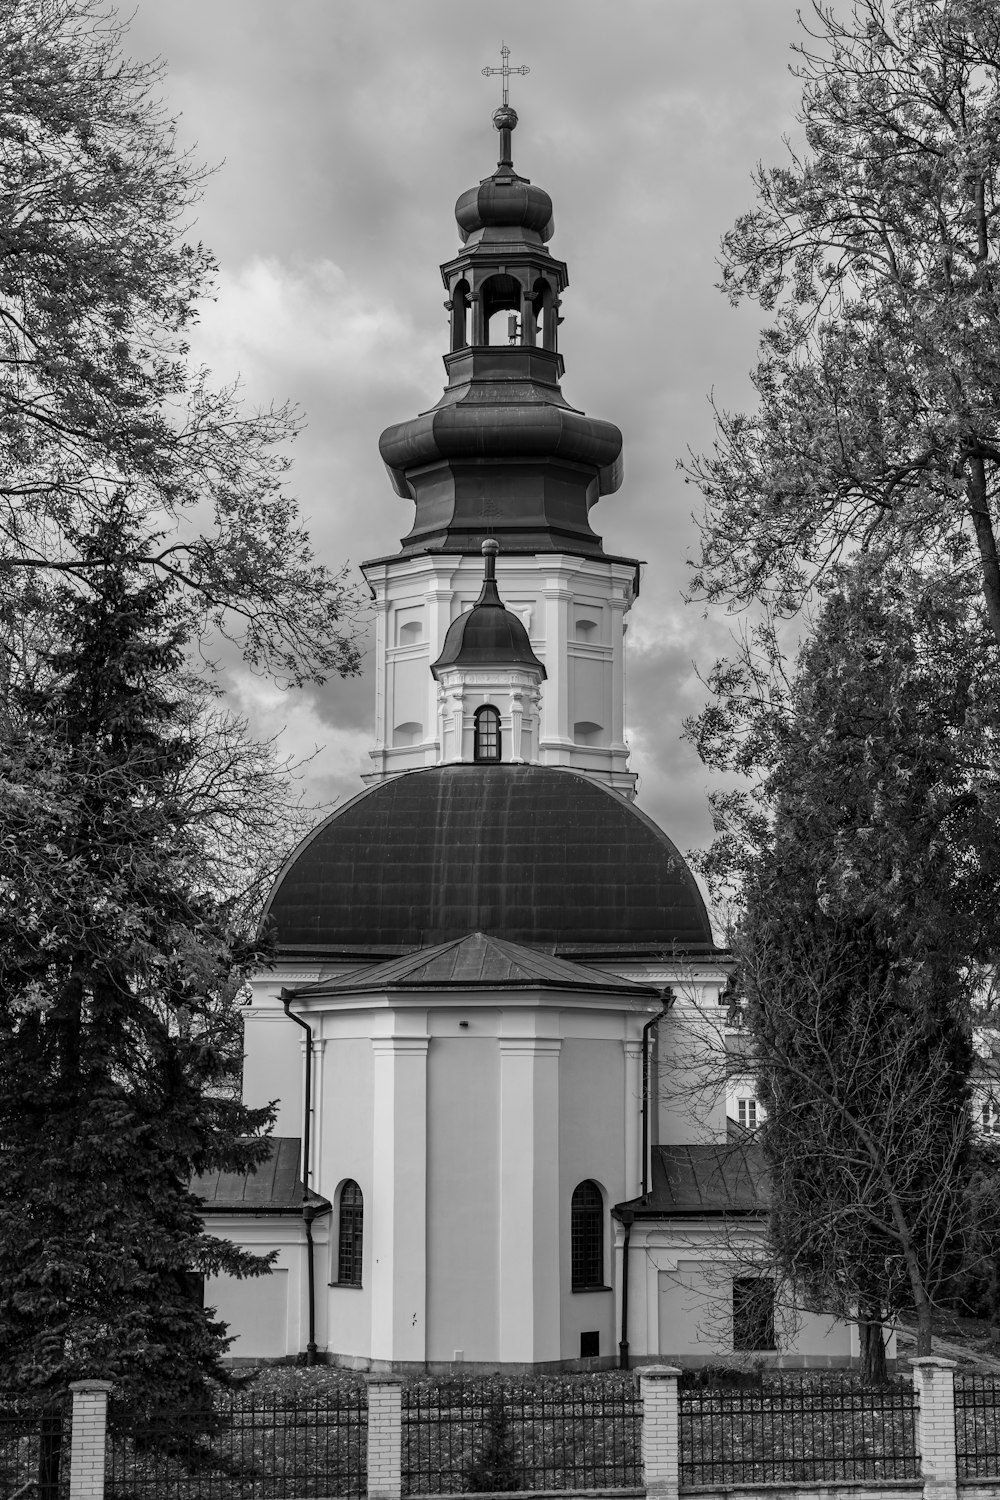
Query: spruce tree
xmin=0 ymin=516 xmax=275 ymax=1415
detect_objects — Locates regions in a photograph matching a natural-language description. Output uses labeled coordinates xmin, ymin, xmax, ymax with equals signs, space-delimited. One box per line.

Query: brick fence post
xmin=911 ymin=1356 xmax=957 ymax=1500
xmin=639 ymin=1365 xmax=681 ymax=1500
xmin=366 ymin=1375 xmax=403 ymax=1500
xmin=68 ymin=1380 xmax=113 ymax=1500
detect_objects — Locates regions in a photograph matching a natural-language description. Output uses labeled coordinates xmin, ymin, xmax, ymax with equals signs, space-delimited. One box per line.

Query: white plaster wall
xmin=207 ymin=1268 xmax=289 ymax=1358
xmin=361 ymin=552 xmax=637 ymax=793
xmin=657 ymin=1261 xmax=855 ymax=1362
xmin=243 ymin=1007 xmax=302 ymax=1132
xmin=655 ymin=986 xmax=731 ymax=1145
xmin=558 ymin=1035 xmax=627 ymax=1363
xmin=425 ymin=1030 xmax=500 ymax=1364
xmin=316 ymin=1029 xmax=374 ymax=1361
xmin=203 ymin=1217 xmax=305 ymax=1361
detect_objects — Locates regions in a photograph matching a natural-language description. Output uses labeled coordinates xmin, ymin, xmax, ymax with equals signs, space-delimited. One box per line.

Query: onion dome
xmin=432 ymin=540 xmax=545 ymax=678
xmin=262 ymin=764 xmax=715 ymax=957
xmin=455 ymin=107 xmax=555 ymax=246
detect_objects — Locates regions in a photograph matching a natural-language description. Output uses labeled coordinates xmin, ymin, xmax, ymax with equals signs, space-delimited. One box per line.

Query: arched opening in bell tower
xmin=481 ymin=273 xmax=524 ymax=346
xmin=532 ymin=277 xmax=558 ymax=352
xmin=450 ymin=279 xmax=471 ymax=351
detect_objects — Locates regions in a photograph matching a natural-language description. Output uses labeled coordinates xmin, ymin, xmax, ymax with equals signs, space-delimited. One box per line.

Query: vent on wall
xmin=580 ymin=1330 xmax=599 ymax=1358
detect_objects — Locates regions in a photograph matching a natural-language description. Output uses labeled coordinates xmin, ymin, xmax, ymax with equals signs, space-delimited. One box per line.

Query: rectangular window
xmin=737 ymin=1098 xmax=758 ymax=1130
xmin=982 ymin=1100 xmax=1000 ymax=1134
xmin=733 ymin=1277 xmax=776 ymax=1351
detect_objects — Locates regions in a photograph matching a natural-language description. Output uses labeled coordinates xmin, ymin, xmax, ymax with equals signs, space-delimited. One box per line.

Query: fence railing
xmin=0 ymin=1393 xmax=69 ymax=1500
xmin=105 ymin=1389 xmax=367 ymax=1499
xmin=678 ymin=1374 xmax=919 ymax=1487
xmin=955 ymin=1373 xmax=1000 ymax=1480
xmin=3 ymin=1358 xmax=993 ymax=1500
xmin=402 ymin=1377 xmax=641 ymax=1495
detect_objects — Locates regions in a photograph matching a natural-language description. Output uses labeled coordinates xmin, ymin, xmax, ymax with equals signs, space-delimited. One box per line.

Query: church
xmin=197 ymin=95 xmax=860 ymax=1372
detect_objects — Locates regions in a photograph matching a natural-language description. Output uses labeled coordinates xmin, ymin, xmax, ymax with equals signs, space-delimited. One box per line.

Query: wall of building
xmin=362 ymin=551 xmax=637 ymax=793
xmin=425 ymin=1030 xmax=501 ymax=1364
xmin=558 ymin=1031 xmax=631 ymax=1364
xmin=203 ymin=1215 xmax=312 ymax=1361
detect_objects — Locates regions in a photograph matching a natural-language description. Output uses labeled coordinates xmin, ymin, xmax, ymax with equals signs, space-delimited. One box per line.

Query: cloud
xmin=188 ymin=255 xmax=440 ymax=408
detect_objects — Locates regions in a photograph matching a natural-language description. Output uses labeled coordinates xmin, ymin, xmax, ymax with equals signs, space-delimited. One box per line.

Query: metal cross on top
xmin=481 ymin=42 xmax=529 ymax=108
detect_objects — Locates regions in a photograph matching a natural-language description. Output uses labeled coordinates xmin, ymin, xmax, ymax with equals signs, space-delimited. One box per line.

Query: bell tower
xmin=362 ymin=94 xmax=639 ymax=796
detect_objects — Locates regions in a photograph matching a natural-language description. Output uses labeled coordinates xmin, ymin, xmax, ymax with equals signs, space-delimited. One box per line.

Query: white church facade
xmin=196 ymin=100 xmax=862 ymax=1372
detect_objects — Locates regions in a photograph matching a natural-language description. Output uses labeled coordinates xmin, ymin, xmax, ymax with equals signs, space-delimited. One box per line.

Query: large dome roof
xmin=263 ymin=765 xmax=713 ymax=957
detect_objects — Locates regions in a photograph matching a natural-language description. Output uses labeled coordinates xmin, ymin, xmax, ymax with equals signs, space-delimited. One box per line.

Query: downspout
xmin=618 ymin=988 xmax=674 ymax=1372
xmin=641 ymin=987 xmax=674 ymax=1201
xmin=618 ymin=1208 xmax=634 ymax=1370
xmin=282 ymin=989 xmax=318 ymax=1365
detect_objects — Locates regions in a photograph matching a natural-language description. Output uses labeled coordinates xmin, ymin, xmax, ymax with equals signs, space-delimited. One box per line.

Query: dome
xmin=432 ymin=592 xmax=545 ymax=675
xmin=455 ymin=171 xmax=554 ymax=245
xmin=432 ymin=541 xmax=545 ymax=677
xmin=263 ymin=765 xmax=714 ymax=956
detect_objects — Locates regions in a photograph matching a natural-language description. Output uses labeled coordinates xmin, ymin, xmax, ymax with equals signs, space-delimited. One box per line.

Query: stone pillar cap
xmin=69 ymin=1379 xmax=114 ymax=1392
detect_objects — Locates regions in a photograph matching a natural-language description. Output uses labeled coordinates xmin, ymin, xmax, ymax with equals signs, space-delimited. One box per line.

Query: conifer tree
xmin=732 ymin=565 xmax=1000 ymax=1365
xmin=0 ymin=517 xmax=276 ymax=1413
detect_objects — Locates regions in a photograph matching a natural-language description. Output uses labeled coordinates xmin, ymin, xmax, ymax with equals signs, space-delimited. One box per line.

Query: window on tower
xmin=474 ymin=705 xmax=501 ymax=762
xmin=571 ymin=1180 xmax=604 ymax=1290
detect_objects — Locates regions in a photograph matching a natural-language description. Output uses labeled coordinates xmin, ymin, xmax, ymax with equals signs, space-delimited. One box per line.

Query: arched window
xmin=571 ymin=1180 xmax=604 ymax=1290
xmin=474 ymin=705 xmax=501 ymax=762
xmin=337 ymin=1180 xmax=363 ymax=1286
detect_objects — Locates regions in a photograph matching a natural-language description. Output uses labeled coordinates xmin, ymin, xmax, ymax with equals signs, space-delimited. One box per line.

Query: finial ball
xmin=482 ymin=538 xmax=500 ymax=556
xmin=492 ymin=105 xmax=518 ymax=132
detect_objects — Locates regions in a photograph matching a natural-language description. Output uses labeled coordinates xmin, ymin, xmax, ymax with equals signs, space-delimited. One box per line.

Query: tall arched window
xmin=474 ymin=705 xmax=501 ymax=762
xmin=337 ymin=1180 xmax=363 ymax=1286
xmin=571 ymin=1179 xmax=604 ymax=1290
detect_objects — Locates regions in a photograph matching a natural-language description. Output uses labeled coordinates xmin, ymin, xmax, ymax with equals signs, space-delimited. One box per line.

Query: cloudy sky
xmin=123 ymin=1 xmax=812 ymax=881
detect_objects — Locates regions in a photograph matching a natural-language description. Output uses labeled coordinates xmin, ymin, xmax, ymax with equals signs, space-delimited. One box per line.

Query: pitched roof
xmin=193 ymin=1137 xmax=328 ymax=1216
xmin=617 ymin=1141 xmax=768 ymax=1219
xmin=291 ymin=930 xmax=659 ymax=999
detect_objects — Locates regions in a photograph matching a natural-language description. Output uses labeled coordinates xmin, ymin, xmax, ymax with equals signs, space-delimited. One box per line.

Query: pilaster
xmin=497 ymin=1033 xmax=562 ymax=1362
xmin=623 ymin=1037 xmax=644 ymax=1202
xmin=370 ymin=1032 xmax=429 ymax=1364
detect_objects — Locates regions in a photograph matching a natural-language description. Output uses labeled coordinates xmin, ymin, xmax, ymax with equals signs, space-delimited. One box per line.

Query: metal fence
xmin=104 ymin=1390 xmax=367 ymax=1500
xmin=0 ymin=1393 xmax=69 ymax=1500
xmin=402 ymin=1377 xmax=641 ymax=1495
xmin=678 ymin=1374 xmax=919 ymax=1487
xmin=955 ymin=1374 xmax=1000 ymax=1480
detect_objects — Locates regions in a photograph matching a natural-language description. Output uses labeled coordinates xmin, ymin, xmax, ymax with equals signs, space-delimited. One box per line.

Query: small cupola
xmin=431 ymin=541 xmax=545 ymax=766
xmin=432 ymin=539 xmax=546 ymax=678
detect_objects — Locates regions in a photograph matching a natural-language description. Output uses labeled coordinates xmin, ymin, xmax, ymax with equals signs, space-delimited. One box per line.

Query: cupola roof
xmin=261 ymin=764 xmax=716 ymax=958
xmin=454 ymin=106 xmax=555 ymax=245
xmin=432 ymin=540 xmax=545 ymax=678
xmin=376 ymin=105 xmax=631 ymax=563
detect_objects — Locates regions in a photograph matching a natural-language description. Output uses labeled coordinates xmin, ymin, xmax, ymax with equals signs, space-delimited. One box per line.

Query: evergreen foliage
xmin=0 ymin=0 xmax=358 ymax=1417
xmin=0 ymin=522 xmax=277 ymax=1413
xmin=732 ymin=563 xmax=1000 ymax=1365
